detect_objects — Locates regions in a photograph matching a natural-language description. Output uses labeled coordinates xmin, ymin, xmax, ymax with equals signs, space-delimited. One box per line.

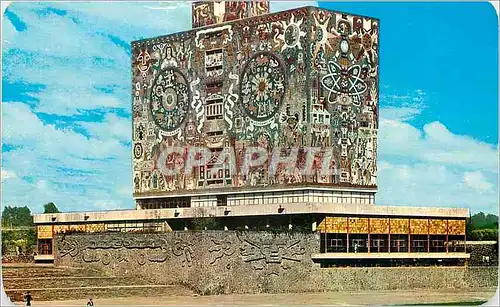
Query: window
xmin=331 ymin=239 xmax=344 ymax=248
xmin=432 ymin=240 xmax=444 ymax=247
xmin=205 ymin=98 xmax=224 ymax=119
xmin=391 ymin=240 xmax=407 ymax=247
xmin=205 ymin=48 xmax=223 ymax=75
xmin=38 ymin=239 xmax=53 ymax=255
xmin=412 ymin=240 xmax=425 ymax=248
xmin=205 ymin=81 xmax=223 ymax=93
xmin=217 ymin=195 xmax=227 ymax=207
xmin=352 ymin=239 xmax=365 ymax=247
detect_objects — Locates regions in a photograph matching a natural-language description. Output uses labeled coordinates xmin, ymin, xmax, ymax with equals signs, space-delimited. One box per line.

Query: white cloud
xmin=2 ymin=102 xmax=125 ymax=160
xmin=2 ymin=2 xmax=192 ymax=116
xmin=118 ymin=186 xmax=132 ymax=197
xmin=78 ymin=113 xmax=131 ymax=143
xmin=54 ymin=2 xmax=191 ymax=36
xmin=379 ymin=119 xmax=498 ymax=173
xmin=378 ymin=98 xmax=498 ymax=214
xmin=1 ymin=102 xmax=132 ymax=213
xmin=377 ymin=160 xmax=498 ymax=214
xmin=379 ymin=106 xmax=422 ymax=122
xmin=380 ymin=88 xmax=427 ymax=108
xmin=463 ymin=171 xmax=493 ymax=192
xmin=1 ymin=169 xmax=18 ymax=181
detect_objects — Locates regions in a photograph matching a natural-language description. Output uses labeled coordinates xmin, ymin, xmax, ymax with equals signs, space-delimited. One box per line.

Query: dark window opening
xmin=217 ymin=195 xmax=227 ymax=206
xmin=38 ymin=239 xmax=53 ymax=255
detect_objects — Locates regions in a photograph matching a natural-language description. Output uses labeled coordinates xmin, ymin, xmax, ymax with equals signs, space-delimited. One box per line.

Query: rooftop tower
xmin=192 ymin=1 xmax=270 ymax=28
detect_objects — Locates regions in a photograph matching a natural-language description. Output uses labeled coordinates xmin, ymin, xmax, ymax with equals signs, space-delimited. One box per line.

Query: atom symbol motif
xmin=321 ymin=61 xmax=367 ymax=104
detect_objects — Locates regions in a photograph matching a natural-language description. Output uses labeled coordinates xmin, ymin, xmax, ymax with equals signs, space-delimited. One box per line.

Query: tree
xmin=43 ymin=202 xmax=60 ymax=214
xmin=466 ymin=212 xmax=499 ymax=241
xmin=1 ymin=206 xmax=33 ymax=228
xmin=191 ymin=208 xmax=220 ymax=231
xmin=470 ymin=212 xmax=498 ymax=229
xmin=1 ymin=206 xmax=37 ymax=256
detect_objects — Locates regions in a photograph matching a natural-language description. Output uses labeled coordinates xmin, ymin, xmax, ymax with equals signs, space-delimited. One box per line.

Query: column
xmin=51 ymin=225 xmax=55 ymax=256
xmin=408 ymin=219 xmax=411 ymax=253
xmin=388 ymin=218 xmax=391 ymax=253
xmin=367 ymin=218 xmax=371 ymax=254
xmin=427 ymin=219 xmax=430 ymax=253
xmin=346 ymin=217 xmax=350 ymax=253
xmin=324 ymin=222 xmax=327 ymax=253
xmin=446 ymin=220 xmax=449 ymax=254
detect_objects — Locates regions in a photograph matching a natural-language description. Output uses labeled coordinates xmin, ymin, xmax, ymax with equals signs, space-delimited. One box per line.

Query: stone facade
xmin=54 ymin=232 xmax=497 ymax=295
xmin=55 ymin=231 xmax=319 ymax=294
xmin=466 ymin=242 xmax=499 ymax=267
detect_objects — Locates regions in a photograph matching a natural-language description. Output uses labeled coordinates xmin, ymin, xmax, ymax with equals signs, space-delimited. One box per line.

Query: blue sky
xmin=1 ymin=1 xmax=498 ymax=215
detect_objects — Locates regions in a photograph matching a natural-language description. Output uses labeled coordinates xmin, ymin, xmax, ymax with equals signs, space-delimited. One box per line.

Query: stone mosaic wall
xmin=131 ymin=6 xmax=379 ymax=197
xmin=429 ymin=219 xmax=447 ymax=235
xmin=448 ymin=220 xmax=466 ymax=235
xmin=317 ymin=216 xmax=348 ymax=233
xmin=317 ymin=217 xmax=466 ymax=235
xmin=370 ymin=218 xmax=389 ymax=234
xmin=467 ymin=243 xmax=499 ymax=267
xmin=348 ymin=217 xmax=369 ymax=233
xmin=55 ymin=231 xmax=319 ymax=294
xmin=54 ymin=232 xmax=496 ymax=295
xmin=391 ymin=218 xmax=409 ymax=234
xmin=410 ymin=219 xmax=429 ymax=235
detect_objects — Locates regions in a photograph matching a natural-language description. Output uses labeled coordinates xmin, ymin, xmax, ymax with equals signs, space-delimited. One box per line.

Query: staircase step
xmin=2 ymin=276 xmax=157 ymax=290
xmin=5 ymin=285 xmax=192 ymax=302
xmin=2 ymin=267 xmax=95 ymax=279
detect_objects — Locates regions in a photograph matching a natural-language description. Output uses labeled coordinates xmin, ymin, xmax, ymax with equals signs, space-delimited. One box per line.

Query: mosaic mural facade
xmin=192 ymin=1 xmax=270 ymax=28
xmin=131 ymin=6 xmax=379 ymax=197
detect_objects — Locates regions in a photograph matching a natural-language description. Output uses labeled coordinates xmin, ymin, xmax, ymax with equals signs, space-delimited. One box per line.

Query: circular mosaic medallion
xmin=150 ymin=67 xmax=190 ymax=132
xmin=133 ymin=143 xmax=143 ymax=159
xmin=239 ymin=52 xmax=286 ymax=122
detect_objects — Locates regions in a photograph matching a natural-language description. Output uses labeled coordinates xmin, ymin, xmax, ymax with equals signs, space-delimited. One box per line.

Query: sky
xmin=1 ymin=1 xmax=498 ymax=215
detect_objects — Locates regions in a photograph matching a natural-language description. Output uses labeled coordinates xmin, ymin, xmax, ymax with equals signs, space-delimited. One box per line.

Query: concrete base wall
xmin=54 ymin=232 xmax=497 ymax=295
